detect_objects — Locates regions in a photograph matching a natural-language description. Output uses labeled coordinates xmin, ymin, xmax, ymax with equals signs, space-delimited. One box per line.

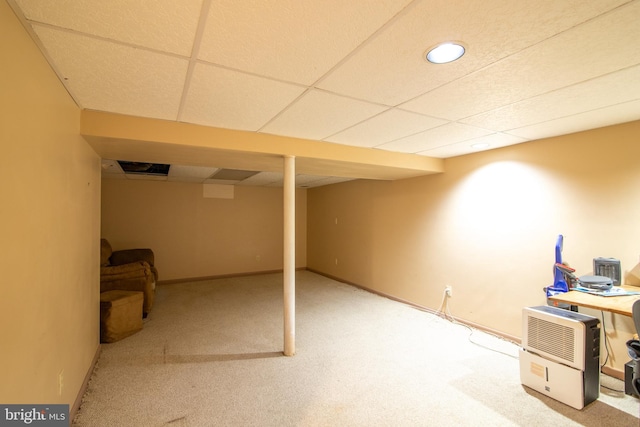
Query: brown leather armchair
xmin=100 ymin=239 xmax=158 ymax=315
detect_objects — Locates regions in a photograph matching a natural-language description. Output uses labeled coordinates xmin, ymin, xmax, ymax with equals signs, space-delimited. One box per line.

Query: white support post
xmin=283 ymin=155 xmax=296 ymax=356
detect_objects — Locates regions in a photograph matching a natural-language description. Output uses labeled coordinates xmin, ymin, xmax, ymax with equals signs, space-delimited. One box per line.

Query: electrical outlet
xmin=445 ymin=286 xmax=452 ymax=297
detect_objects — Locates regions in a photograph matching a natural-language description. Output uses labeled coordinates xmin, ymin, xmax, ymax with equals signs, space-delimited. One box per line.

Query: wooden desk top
xmin=548 ymin=286 xmax=640 ymax=317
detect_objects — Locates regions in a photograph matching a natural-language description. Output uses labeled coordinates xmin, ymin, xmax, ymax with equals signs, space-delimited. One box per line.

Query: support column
xmin=283 ymin=155 xmax=296 ymax=356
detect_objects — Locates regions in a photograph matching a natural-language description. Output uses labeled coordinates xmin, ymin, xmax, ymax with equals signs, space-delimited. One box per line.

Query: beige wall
xmin=3 ymin=0 xmax=637 ymax=401
xmin=102 ymin=180 xmax=307 ymax=281
xmin=0 ymin=2 xmax=101 ymax=406
xmin=308 ymin=120 xmax=640 ymax=374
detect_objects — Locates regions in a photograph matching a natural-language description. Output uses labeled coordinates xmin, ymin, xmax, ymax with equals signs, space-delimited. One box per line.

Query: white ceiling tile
xmin=101 ymin=159 xmax=123 ymax=175
xmin=326 ymin=109 xmax=447 ymax=148
xmin=147 ymin=174 xmax=194 ymax=181
xmin=508 ymin=100 xmax=640 ymax=140
xmin=203 ymin=178 xmax=240 ymax=185
xmin=304 ymin=176 xmax=357 ymax=187
xmin=126 ymin=174 xmax=168 ymax=181
xmin=236 ymin=172 xmax=283 ymax=186
xmin=462 ymin=65 xmax=640 ymax=131
xmin=419 ymin=133 xmax=529 ymax=158
xmin=9 ymin=0 xmax=640 ymax=165
xmin=198 ymin=0 xmax=412 ymax=85
xmin=295 ymin=175 xmax=325 ymax=186
xmin=377 ymin=123 xmax=493 ymax=153
xmin=317 ymin=0 xmax=630 ymax=106
xmin=168 ymin=165 xmax=218 ymax=182
xmin=265 ymin=181 xmax=285 ymax=188
xmin=402 ymin=1 xmax=640 ymax=120
xmin=33 ymin=26 xmax=188 ymax=120
xmin=15 ymin=0 xmax=202 ymax=56
xmin=261 ymin=90 xmax=387 ymax=141
xmin=400 ymin=78 xmax=495 ymax=121
xmin=180 ymin=63 xmax=306 ymax=131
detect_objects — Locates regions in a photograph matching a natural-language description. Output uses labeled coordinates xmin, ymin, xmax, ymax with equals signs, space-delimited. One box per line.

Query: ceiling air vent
xmin=118 ymin=161 xmax=170 ymax=176
xmin=208 ymin=169 xmax=259 ymax=182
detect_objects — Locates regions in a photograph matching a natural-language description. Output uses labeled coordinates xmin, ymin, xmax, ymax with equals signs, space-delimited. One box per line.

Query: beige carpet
xmin=74 ymin=271 xmax=639 ymax=426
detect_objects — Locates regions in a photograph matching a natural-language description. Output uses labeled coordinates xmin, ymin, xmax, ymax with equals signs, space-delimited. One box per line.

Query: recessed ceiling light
xmin=425 ymin=42 xmax=465 ymax=64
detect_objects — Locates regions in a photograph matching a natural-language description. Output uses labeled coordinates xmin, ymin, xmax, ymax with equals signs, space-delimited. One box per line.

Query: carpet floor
xmin=74 ymin=271 xmax=639 ymax=426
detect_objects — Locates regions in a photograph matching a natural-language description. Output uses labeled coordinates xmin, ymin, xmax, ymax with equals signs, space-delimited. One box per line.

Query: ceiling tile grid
xmin=260 ymin=89 xmax=388 ymax=141
xmin=179 ymin=62 xmax=307 ymax=131
xmin=316 ymin=0 xmax=632 ymax=106
xmin=399 ymin=1 xmax=640 ymax=121
xmin=14 ymin=0 xmax=203 ymax=55
xmin=235 ymin=171 xmax=284 ymax=187
xmin=508 ymin=99 xmax=640 ymax=141
xmin=32 ymin=25 xmax=189 ymax=120
xmin=8 ymin=0 xmax=640 ymax=183
xmin=462 ymin=64 xmax=640 ymax=133
xmin=377 ymin=123 xmax=494 ymax=154
xmin=168 ymin=165 xmax=219 ymax=182
xmin=420 ymin=132 xmax=529 ymax=158
xmin=100 ymin=159 xmax=354 ymax=188
xmin=325 ymin=108 xmax=447 ymax=148
xmin=197 ymin=0 xmax=414 ymax=85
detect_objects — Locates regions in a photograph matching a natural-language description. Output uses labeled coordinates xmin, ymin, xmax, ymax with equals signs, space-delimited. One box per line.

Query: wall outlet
xmin=445 ymin=286 xmax=452 ymax=297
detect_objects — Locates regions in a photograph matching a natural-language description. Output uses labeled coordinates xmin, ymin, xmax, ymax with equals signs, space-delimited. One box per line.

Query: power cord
xmin=434 ymin=287 xmax=454 ymax=322
xmin=433 ymin=288 xmax=633 ymax=398
xmin=434 ymin=288 xmax=518 ymax=359
xmin=436 ymin=293 xmax=627 ymax=392
xmin=599 ymin=310 xmax=625 ymax=393
xmin=600 ymin=310 xmax=612 ymax=368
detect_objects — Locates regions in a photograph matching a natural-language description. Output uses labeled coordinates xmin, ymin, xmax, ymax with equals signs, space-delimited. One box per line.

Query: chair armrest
xmin=100 ymin=261 xmax=155 ymax=314
xmin=110 ymin=248 xmax=155 ymax=267
xmin=100 ymin=261 xmax=151 ymax=282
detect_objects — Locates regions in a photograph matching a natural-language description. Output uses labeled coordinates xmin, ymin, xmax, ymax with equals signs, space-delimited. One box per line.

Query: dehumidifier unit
xmin=519 ymin=306 xmax=600 ymax=409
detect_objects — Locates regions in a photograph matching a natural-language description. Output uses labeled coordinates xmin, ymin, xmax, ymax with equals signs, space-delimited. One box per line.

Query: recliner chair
xmin=100 ymin=239 xmax=158 ymax=315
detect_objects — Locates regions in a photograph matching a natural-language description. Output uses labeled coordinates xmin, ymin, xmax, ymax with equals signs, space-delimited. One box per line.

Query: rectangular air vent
xmin=521 ymin=306 xmax=599 ymax=371
xmin=209 ymin=169 xmax=259 ymax=181
xmin=526 ymin=315 xmax=575 ymax=364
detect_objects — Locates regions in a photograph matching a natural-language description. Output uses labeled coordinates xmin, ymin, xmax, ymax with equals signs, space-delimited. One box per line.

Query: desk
xmin=549 ymin=286 xmax=640 ymax=394
xmin=548 ymin=286 xmax=640 ymax=317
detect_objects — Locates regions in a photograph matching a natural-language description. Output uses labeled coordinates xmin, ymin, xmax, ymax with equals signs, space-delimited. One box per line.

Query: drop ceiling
xmin=101 ymin=159 xmax=355 ymax=188
xmin=8 ymin=0 xmax=640 ymax=186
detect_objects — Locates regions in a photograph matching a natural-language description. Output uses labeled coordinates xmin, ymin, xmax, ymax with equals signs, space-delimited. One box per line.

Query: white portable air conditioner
xmin=519 ymin=306 xmax=600 ymax=409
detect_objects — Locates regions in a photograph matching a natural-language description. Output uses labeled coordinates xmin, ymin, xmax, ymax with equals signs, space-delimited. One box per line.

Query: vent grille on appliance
xmin=527 ymin=315 xmax=575 ymax=364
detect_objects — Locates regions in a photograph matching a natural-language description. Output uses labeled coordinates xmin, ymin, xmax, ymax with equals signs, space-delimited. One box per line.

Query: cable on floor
xmin=432 ymin=290 xmax=627 ymax=392
xmin=599 ymin=310 xmax=625 ymax=393
xmin=434 ymin=288 xmax=518 ymax=359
